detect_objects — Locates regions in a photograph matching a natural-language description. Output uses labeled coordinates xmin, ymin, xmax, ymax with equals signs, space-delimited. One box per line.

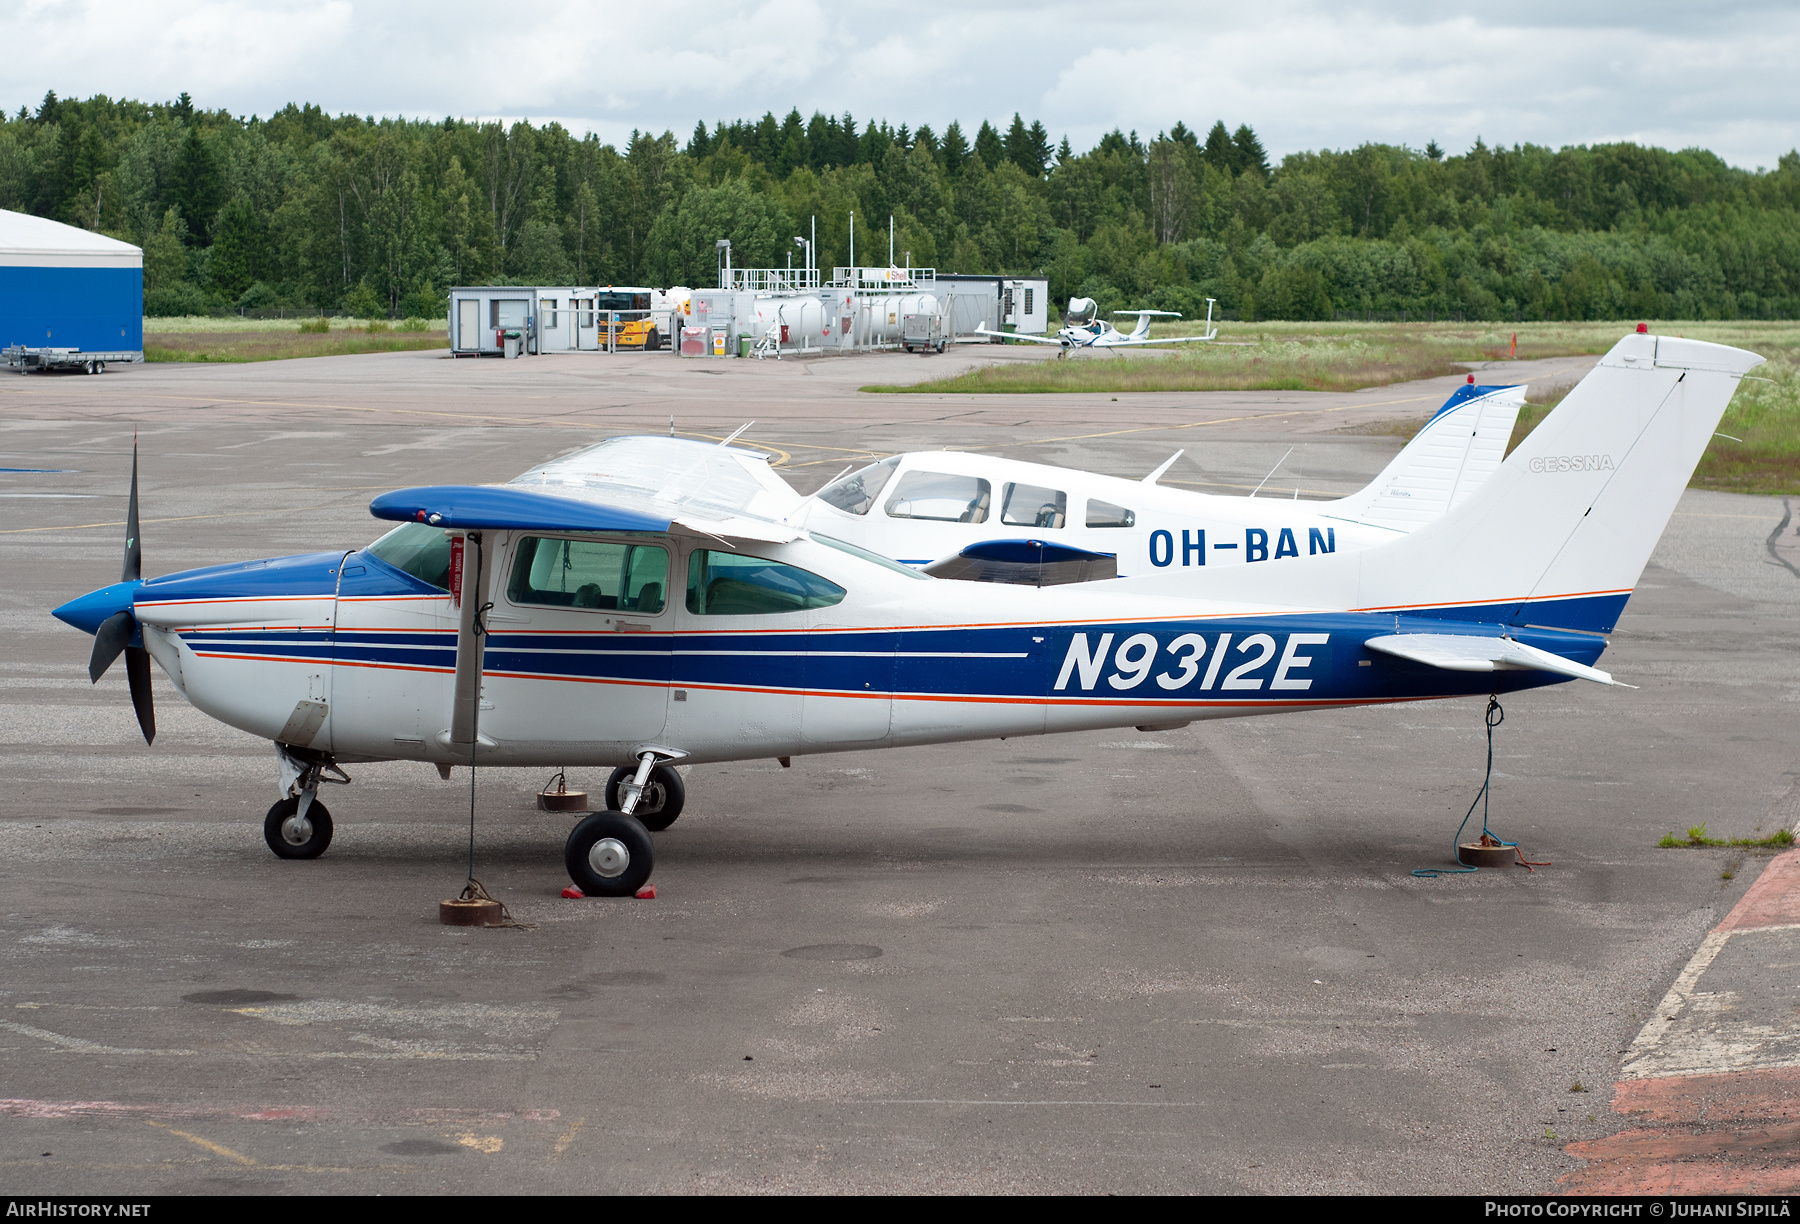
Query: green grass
xmin=1074 ymin=319 xmax=1800 ymax=495
xmin=145 ymin=325 xmax=446 ymax=363
xmin=864 ymin=321 xmax=1636 ymax=396
xmin=142 ymin=314 xmax=404 ymax=333
xmin=1657 ymin=822 xmax=1796 ymax=849
xmin=1492 ymin=328 xmax=1800 ymax=494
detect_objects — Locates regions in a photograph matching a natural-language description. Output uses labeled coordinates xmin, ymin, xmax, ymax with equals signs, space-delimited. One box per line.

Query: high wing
xmin=1364 ymin=633 xmax=1628 ymax=687
xmin=972 ymin=325 xmax=1068 ymax=346
xmin=376 ymin=435 xmax=808 ymax=544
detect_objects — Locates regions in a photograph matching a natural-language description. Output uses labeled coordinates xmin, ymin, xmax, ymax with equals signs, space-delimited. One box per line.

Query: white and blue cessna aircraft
xmin=797 ymin=380 xmax=1526 ymax=583
xmin=976 ymin=297 xmax=1218 ymax=354
xmin=53 ymin=332 xmax=1761 ymax=899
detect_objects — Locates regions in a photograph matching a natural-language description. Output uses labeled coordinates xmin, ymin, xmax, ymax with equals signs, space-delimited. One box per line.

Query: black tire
xmin=644 ymin=326 xmax=659 ymax=352
xmin=263 ymin=796 xmax=333 ymax=860
xmin=604 ymin=765 xmax=685 ymax=831
xmin=565 ymin=811 xmax=654 ymax=896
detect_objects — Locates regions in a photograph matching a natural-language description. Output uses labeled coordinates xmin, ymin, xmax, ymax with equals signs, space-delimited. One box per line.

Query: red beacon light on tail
xmin=1637 ymin=323 xmax=1649 ymax=334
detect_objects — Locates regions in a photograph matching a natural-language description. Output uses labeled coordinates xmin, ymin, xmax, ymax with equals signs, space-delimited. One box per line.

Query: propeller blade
xmin=123 ymin=433 xmax=141 ymax=583
xmin=124 ymin=645 xmax=156 ymax=746
xmin=88 ymin=609 xmax=135 ymax=683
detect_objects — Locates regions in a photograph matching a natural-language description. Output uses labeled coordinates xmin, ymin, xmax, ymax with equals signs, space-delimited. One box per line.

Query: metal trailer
xmin=901 ymin=313 xmax=945 ymax=353
xmin=1 ymin=208 xmax=143 ymax=367
xmin=5 ymin=346 xmax=139 ymax=374
xmin=934 ymin=274 xmax=1050 ymax=342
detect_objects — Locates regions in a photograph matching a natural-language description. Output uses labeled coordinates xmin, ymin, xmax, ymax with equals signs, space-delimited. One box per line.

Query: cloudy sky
xmin=8 ymin=0 xmax=1799 ymax=168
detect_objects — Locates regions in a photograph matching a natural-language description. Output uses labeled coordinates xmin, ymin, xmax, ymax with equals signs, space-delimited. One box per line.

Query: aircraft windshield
xmin=367 ymin=522 xmax=452 ymax=590
xmin=816 ymin=457 xmax=898 ymax=515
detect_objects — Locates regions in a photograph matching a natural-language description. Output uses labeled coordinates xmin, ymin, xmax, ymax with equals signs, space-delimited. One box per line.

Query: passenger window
xmin=883 ymin=471 xmax=991 ymax=523
xmin=1001 ymin=482 xmax=1066 ymax=528
xmin=1086 ymin=499 xmax=1136 ymax=528
xmin=685 ymin=550 xmax=845 ymax=615
xmin=508 ymin=537 xmax=668 ymax=613
xmin=817 ymin=456 xmax=899 ymax=515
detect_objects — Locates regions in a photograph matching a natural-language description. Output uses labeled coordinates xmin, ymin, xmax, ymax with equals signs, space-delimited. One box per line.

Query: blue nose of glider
xmin=53 ymin=579 xmax=143 ymax=636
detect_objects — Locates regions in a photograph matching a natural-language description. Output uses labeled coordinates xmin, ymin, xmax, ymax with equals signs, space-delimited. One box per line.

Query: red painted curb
xmin=1562 ymin=846 xmax=1800 ymax=1193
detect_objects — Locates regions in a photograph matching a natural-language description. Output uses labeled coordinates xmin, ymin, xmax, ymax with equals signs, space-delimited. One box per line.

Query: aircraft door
xmin=667 ymin=546 xmax=851 ymax=758
xmin=480 ymin=535 xmax=672 ymax=759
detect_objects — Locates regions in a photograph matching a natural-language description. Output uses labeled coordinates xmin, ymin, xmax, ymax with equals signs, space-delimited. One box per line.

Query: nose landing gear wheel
xmin=263 ymin=796 xmax=333 ymax=859
xmin=565 ymin=811 xmax=654 ymax=897
xmin=604 ymin=765 xmax=685 ymax=831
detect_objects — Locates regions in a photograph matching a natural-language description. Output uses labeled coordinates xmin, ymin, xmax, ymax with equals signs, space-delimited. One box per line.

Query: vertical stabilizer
xmin=1143 ymin=333 xmax=1763 ymax=634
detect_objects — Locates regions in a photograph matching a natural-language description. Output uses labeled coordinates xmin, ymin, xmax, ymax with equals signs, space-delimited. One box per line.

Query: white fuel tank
xmin=858 ymin=294 xmax=939 ymax=342
xmin=747 ymin=295 xmax=829 ymax=348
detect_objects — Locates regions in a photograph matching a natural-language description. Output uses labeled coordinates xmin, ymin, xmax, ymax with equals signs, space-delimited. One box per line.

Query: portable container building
xmin=1 ymin=209 xmax=143 ymax=367
xmin=934 ymin=274 xmax=1049 ymax=341
xmin=450 ymin=286 xmax=676 ymax=355
xmin=448 ymin=287 xmax=538 ymax=355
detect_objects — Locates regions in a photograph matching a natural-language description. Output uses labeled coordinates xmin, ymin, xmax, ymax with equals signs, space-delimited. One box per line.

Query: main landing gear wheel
xmin=604 ymin=765 xmax=685 ymax=831
xmin=565 ymin=811 xmax=654 ymax=896
xmin=263 ymin=796 xmax=333 ymax=859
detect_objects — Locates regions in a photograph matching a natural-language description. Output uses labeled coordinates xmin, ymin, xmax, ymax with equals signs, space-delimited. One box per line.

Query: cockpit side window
xmin=1001 ymin=482 xmax=1067 ymax=529
xmin=816 ymin=456 xmax=899 ymax=515
xmin=508 ymin=537 xmax=668 ymax=613
xmin=367 ymin=522 xmax=452 ymax=590
xmin=882 ymin=471 xmax=991 ymax=523
xmin=1086 ymin=499 xmax=1136 ymax=528
xmin=685 ymin=550 xmax=845 ymax=615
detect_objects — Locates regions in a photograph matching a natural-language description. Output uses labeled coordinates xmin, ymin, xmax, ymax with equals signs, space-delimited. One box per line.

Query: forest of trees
xmin=4 ymin=90 xmax=1799 ymax=322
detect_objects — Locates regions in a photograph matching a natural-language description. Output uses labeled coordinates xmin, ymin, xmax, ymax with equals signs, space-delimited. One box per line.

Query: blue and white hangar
xmin=1 ymin=207 xmax=143 ymax=373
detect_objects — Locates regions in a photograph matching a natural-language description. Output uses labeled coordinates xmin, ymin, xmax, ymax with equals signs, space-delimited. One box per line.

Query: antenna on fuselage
xmin=1248 ymin=447 xmax=1294 ymax=498
xmin=1142 ymin=450 xmax=1184 ymax=486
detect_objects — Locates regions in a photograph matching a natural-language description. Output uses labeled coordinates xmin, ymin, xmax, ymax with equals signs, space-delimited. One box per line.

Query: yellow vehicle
xmin=594 ymin=288 xmax=662 ymax=351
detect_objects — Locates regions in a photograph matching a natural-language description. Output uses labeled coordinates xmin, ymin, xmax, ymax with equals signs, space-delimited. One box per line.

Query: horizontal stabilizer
xmin=924 ymin=539 xmax=1117 ymax=587
xmin=1364 ymin=633 xmax=1627 ymax=686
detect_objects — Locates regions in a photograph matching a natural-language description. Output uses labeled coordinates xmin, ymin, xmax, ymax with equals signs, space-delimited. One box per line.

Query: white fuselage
xmin=794 ymin=450 xmax=1394 ymax=574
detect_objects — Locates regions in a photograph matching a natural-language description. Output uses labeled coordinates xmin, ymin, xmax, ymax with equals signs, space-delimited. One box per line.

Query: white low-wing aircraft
xmin=975 ymin=297 xmax=1218 ymax=354
xmin=796 ymin=380 xmax=1526 ymax=582
xmin=54 ymin=333 xmax=1761 ymax=898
